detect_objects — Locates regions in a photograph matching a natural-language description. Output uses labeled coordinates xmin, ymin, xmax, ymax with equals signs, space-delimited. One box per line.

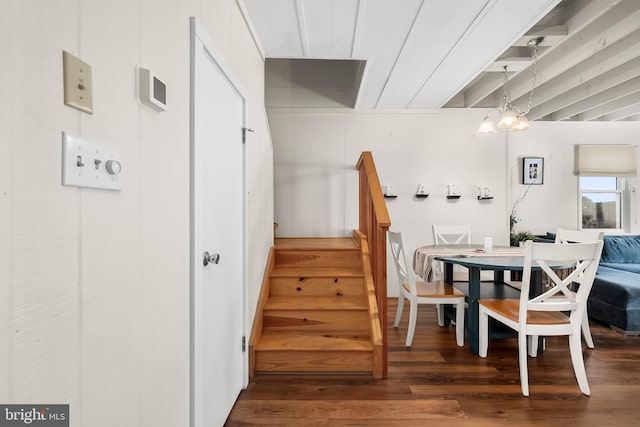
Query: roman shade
xmin=574 ymin=144 xmax=637 ymax=177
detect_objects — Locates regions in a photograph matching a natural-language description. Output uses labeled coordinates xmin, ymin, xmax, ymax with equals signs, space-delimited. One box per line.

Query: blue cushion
xmin=589 ymin=267 xmax=640 ymax=332
xmin=587 ymin=235 xmax=640 ymax=332
xmin=599 ymin=263 xmax=640 ymax=274
xmin=601 ymin=235 xmax=640 ymax=263
xmin=591 ymin=267 xmax=640 ymax=310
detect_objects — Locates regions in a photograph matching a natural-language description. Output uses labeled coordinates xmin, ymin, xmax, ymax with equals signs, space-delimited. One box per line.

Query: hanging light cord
xmin=522 ymin=44 xmax=539 ymax=115
xmin=477 ymin=38 xmax=542 ymax=133
xmin=502 ymin=66 xmax=511 ymax=110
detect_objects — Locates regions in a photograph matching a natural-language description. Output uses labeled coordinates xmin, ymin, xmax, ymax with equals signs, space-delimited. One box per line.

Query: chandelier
xmin=477 ymin=37 xmax=543 ymax=134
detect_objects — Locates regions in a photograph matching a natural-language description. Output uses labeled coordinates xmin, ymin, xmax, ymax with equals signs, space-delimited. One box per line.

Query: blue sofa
xmin=588 ymin=235 xmax=640 ymax=334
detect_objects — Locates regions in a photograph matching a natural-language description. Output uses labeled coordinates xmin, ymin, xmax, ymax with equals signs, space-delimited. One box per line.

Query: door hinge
xmin=242 ymin=336 xmax=246 ymax=352
xmin=242 ymin=127 xmax=254 ymax=144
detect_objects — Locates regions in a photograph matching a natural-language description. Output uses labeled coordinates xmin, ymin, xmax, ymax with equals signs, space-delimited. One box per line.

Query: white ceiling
xmin=243 ymin=0 xmax=640 ymax=121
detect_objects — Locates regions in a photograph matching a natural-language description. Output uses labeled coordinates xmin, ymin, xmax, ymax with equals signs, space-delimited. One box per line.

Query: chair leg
xmin=436 ymin=304 xmax=445 ymax=326
xmin=528 ymin=335 xmax=538 ymax=358
xmin=518 ymin=332 xmax=530 ymax=396
xmin=582 ymin=309 xmax=595 ymax=349
xmin=478 ymin=308 xmax=488 ymax=357
xmin=394 ymin=294 xmax=405 ymax=328
xmin=405 ymin=301 xmax=418 ymax=347
xmin=455 ymin=301 xmax=464 ymax=346
xmin=569 ymin=331 xmax=591 ymax=395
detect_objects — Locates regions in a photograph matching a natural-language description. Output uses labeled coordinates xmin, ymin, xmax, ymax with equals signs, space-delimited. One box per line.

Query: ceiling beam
xmin=485 ymin=57 xmax=532 ymax=72
xmin=604 ymin=101 xmax=640 ymax=121
xmin=460 ymin=73 xmax=504 ymax=108
xmin=462 ymin=0 xmax=626 ymax=107
xmin=512 ymin=25 xmax=567 ymax=46
xmin=525 ymin=54 xmax=640 ymax=120
xmin=552 ymin=75 xmax=640 ymax=120
xmin=562 ymin=0 xmax=624 ymax=28
xmin=506 ymin=0 xmax=640 ymax=103
xmin=580 ymin=91 xmax=640 ymax=121
xmin=520 ymin=28 xmax=640 ymax=115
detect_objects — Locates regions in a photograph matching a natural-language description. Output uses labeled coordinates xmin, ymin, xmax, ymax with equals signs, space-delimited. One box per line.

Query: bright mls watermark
xmin=0 ymin=405 xmax=68 ymax=427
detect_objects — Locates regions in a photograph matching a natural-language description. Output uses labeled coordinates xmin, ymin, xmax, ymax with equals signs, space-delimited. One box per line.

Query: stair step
xmin=274 ymin=238 xmax=361 ymax=268
xmin=275 ymin=249 xmax=361 ymax=268
xmin=256 ymin=330 xmax=373 ymax=352
xmin=275 ymin=237 xmax=359 ymax=250
xmin=255 ymin=330 xmax=373 ymax=373
xmin=271 ymin=267 xmax=363 ymax=278
xmin=264 ymin=296 xmax=367 ymax=310
xmin=264 ymin=296 xmax=369 ymax=332
xmin=263 ymin=311 xmax=369 ymax=332
xmin=270 ymin=276 xmax=364 ymax=297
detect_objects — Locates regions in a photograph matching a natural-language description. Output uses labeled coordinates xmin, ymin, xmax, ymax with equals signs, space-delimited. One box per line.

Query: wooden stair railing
xmin=356 ymin=151 xmax=391 ymax=377
xmin=353 ymin=230 xmax=384 ymax=378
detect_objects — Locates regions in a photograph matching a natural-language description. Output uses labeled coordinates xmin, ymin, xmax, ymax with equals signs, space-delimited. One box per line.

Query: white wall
xmin=268 ymin=108 xmax=640 ymax=296
xmin=507 ymin=122 xmax=640 ymax=236
xmin=0 ymin=1 xmax=273 ymax=426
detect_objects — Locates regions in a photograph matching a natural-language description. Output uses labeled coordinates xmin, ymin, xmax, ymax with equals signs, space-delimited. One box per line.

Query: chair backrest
xmin=432 ymin=224 xmax=471 ymax=245
xmin=555 ymin=229 xmax=604 ymax=283
xmin=519 ymin=240 xmax=604 ymax=326
xmin=388 ymin=231 xmax=416 ymax=295
xmin=555 ymin=228 xmax=605 ymax=244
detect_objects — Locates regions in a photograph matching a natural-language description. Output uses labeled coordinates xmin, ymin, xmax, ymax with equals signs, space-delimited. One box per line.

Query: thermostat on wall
xmin=138 ymin=67 xmax=167 ymax=111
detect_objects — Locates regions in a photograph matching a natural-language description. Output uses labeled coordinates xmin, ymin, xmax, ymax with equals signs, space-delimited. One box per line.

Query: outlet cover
xmin=63 ymin=51 xmax=93 ymax=114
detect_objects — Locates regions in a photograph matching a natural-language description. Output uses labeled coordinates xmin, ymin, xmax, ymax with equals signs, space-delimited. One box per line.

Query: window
xmin=579 ymin=177 xmax=623 ymax=230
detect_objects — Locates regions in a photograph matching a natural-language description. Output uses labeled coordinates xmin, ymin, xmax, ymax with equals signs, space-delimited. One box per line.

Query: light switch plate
xmin=63 ymin=51 xmax=93 ymax=114
xmin=62 ymin=132 xmax=122 ymax=191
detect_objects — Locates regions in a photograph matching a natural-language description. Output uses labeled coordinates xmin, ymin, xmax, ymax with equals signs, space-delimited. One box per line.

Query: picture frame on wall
xmin=523 ymin=157 xmax=544 ymax=185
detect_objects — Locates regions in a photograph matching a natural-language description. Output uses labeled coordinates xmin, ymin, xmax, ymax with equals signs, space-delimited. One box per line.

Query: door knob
xmin=203 ymin=251 xmax=220 ymax=266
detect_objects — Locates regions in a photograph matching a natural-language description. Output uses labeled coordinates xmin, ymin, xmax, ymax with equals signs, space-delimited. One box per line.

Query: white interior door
xmin=191 ymin=21 xmax=245 ymax=427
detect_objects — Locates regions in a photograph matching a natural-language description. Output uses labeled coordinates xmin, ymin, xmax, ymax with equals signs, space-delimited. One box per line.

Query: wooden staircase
xmin=252 ymin=237 xmax=382 ymax=376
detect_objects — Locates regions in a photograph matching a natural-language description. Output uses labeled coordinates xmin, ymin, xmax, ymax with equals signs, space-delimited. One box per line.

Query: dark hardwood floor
xmin=227 ymin=298 xmax=640 ymax=426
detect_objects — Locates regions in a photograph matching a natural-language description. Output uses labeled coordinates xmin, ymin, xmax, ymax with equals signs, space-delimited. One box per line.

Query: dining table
xmin=434 ymin=254 xmax=571 ymax=355
xmin=413 ymin=244 xmax=524 ymax=281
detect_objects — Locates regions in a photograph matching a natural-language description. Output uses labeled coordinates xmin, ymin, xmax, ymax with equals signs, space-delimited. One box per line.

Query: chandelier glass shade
xmin=497 ymin=109 xmax=518 ymax=129
xmin=477 ymin=117 xmax=497 ymax=134
xmin=511 ymin=115 xmax=530 ymax=131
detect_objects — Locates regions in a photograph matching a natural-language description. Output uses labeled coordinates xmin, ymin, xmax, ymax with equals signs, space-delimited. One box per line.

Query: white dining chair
xmin=432 ymin=224 xmax=472 ymax=283
xmin=432 ymin=224 xmax=471 ymax=245
xmin=431 ymin=224 xmax=482 ymax=317
xmin=555 ymin=228 xmax=604 ymax=349
xmin=479 ymin=240 xmax=603 ymax=396
xmin=389 ymin=231 xmax=465 ymax=347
